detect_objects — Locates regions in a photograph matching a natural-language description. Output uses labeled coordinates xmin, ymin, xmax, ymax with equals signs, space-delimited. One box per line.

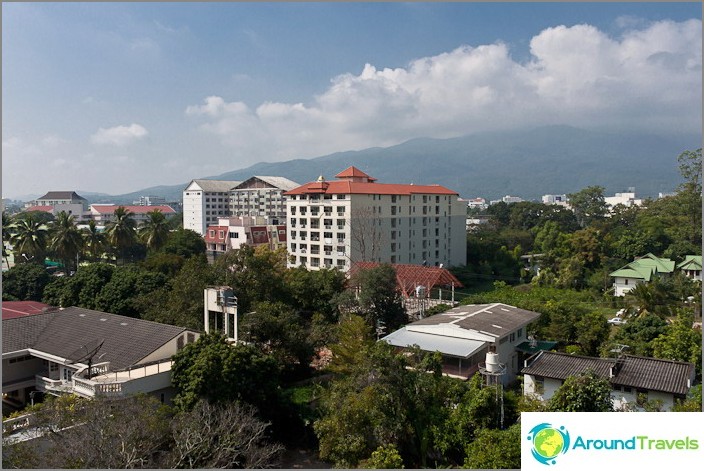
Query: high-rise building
xmin=285 ymin=167 xmax=466 ymax=272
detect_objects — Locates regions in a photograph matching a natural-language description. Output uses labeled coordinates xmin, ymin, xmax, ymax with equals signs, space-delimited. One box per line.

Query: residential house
xmin=521 ymin=350 xmax=695 ymax=411
xmin=677 ymin=255 xmax=702 ymax=282
xmin=2 ymin=307 xmax=199 ymax=413
xmin=609 ymin=253 xmax=675 ymax=296
xmin=381 ymin=303 xmax=541 ymax=384
xmin=23 ymin=191 xmax=89 ymax=221
xmin=285 ymin=167 xmax=466 ymax=272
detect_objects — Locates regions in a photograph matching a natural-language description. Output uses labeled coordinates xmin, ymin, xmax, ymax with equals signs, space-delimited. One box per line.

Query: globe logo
xmin=526 ymin=423 xmax=571 ymax=465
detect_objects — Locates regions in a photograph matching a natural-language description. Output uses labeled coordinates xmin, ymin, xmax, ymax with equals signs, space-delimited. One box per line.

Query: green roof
xmin=677 ymin=255 xmax=702 ymax=271
xmin=515 ymin=340 xmax=558 ymax=355
xmin=610 ymin=253 xmax=674 ymax=280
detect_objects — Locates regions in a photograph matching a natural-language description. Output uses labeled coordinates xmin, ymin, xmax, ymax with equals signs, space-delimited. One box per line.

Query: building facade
xmin=203 ymin=216 xmax=287 ymax=261
xmin=183 ymin=180 xmax=240 ymax=236
xmin=89 ymin=204 xmax=176 ymax=225
xmin=285 ymin=167 xmax=467 ymax=272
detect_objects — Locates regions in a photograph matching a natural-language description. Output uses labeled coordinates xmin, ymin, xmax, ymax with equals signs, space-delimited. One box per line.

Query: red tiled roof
xmin=350 ymin=262 xmax=463 ymax=297
xmin=91 ymin=205 xmax=175 ymax=215
xmin=2 ymin=301 xmax=55 ymax=320
xmin=285 ymin=180 xmax=457 ymax=196
xmin=249 ymin=226 xmax=270 ymax=245
xmin=335 ymin=166 xmax=377 ymax=181
xmin=24 ymin=206 xmax=54 ymax=213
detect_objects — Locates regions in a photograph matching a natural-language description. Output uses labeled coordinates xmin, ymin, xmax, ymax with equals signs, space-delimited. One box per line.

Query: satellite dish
xmin=65 ymin=338 xmax=105 ymax=380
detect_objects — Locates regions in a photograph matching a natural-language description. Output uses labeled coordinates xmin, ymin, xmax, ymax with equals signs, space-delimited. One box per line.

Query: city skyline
xmin=2 ymin=2 xmax=701 ymax=199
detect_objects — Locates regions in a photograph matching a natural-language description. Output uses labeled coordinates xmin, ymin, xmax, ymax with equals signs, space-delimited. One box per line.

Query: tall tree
xmin=2 ymin=211 xmax=11 ymax=267
xmin=139 ymin=209 xmax=170 ymax=251
xmin=9 ymin=213 xmax=49 ymax=263
xmin=567 ymin=186 xmax=607 ymax=228
xmin=2 ymin=262 xmax=51 ymax=301
xmin=548 ymin=370 xmax=613 ymax=412
xmin=49 ymin=211 xmax=83 ymax=274
xmin=82 ymin=220 xmax=106 ymax=262
xmin=348 ymin=264 xmax=407 ymax=333
xmin=676 ymin=148 xmax=702 ymax=246
xmin=104 ymin=206 xmax=137 ymax=264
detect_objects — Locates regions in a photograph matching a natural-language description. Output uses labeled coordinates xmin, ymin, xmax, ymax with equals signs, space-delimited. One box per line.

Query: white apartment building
xmin=285 ymin=167 xmax=467 ymax=272
xmin=183 ymin=180 xmax=241 ymax=235
xmin=605 ymin=189 xmax=643 ymax=210
xmin=542 ymin=194 xmax=569 ymax=206
xmin=183 ymin=176 xmax=299 ymax=236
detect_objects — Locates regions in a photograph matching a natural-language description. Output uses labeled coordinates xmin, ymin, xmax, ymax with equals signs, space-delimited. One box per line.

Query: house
xmin=677 ymin=255 xmax=702 ymax=282
xmin=609 ymin=253 xmax=675 ymax=296
xmin=521 ymin=350 xmax=695 ymax=411
xmin=381 ymin=303 xmax=541 ymax=384
xmin=89 ymin=204 xmax=176 ymax=226
xmin=203 ymin=216 xmax=287 ymax=261
xmin=2 ymin=307 xmax=199 ymax=413
xmin=285 ymin=167 xmax=467 ymax=272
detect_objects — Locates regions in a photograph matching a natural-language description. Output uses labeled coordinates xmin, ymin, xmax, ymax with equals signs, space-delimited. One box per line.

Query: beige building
xmin=285 ymin=167 xmax=466 ymax=272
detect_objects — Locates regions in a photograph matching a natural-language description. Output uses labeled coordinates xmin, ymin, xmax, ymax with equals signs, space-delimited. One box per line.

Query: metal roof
xmin=521 ymin=351 xmax=695 ymax=396
xmin=3 ymin=307 xmax=192 ymax=369
xmin=184 ymin=179 xmax=240 ymax=192
xmin=234 ymin=176 xmax=300 ymax=191
xmin=36 ymin=191 xmax=87 ymax=201
xmin=411 ymin=303 xmax=541 ymax=338
xmin=381 ymin=328 xmax=486 ymax=358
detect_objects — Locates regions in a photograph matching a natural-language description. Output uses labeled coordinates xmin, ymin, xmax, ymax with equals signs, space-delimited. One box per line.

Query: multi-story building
xmin=203 ymin=216 xmax=287 ymax=261
xmin=541 ymin=194 xmax=569 ymax=206
xmin=183 ymin=180 xmax=241 ymax=236
xmin=24 ymin=191 xmax=89 ymax=221
xmin=229 ymin=176 xmax=299 ymax=224
xmin=133 ymin=195 xmax=167 ymax=206
xmin=183 ymin=176 xmax=299 ymax=236
xmin=285 ymin=166 xmax=466 ymax=272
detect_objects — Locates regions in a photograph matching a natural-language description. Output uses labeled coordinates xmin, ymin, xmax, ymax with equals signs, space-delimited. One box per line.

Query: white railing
xmin=72 ymin=377 xmax=124 ymax=398
xmin=3 ymin=414 xmax=33 ymax=435
xmin=35 ymin=375 xmax=68 ymax=393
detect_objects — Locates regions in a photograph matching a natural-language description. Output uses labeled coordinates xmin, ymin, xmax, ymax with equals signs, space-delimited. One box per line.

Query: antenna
xmin=65 ymin=339 xmax=105 ymax=380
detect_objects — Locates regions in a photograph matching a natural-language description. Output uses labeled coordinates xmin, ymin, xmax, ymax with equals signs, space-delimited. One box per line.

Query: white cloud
xmin=185 ymin=19 xmax=701 ymax=167
xmin=91 ymin=123 xmax=149 ymax=146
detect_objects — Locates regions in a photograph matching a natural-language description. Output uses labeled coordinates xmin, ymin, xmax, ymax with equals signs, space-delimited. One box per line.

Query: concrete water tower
xmin=204 ymin=286 xmax=238 ymax=343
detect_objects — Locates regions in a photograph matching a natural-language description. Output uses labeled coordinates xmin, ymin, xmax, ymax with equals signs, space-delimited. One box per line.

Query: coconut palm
xmin=139 ymin=209 xmax=170 ymax=251
xmin=625 ymin=279 xmax=671 ymax=319
xmin=9 ymin=213 xmax=49 ymax=263
xmin=49 ymin=211 xmax=84 ymax=274
xmin=82 ymin=220 xmax=106 ymax=262
xmin=104 ymin=206 xmax=137 ymax=264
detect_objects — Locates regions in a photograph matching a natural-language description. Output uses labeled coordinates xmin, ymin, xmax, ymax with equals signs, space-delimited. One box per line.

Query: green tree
xmin=676 ymin=148 xmax=702 ymax=246
xmin=81 ymin=220 xmax=106 ymax=262
xmin=463 ymin=423 xmax=521 ymax=469
xmin=9 ymin=213 xmax=49 ymax=263
xmin=652 ymin=309 xmax=701 ymax=377
xmin=349 ymin=263 xmax=407 ymax=333
xmin=104 ymin=206 xmax=137 ymax=264
xmin=624 ymin=279 xmax=672 ymax=319
xmin=548 ymin=370 xmax=613 ymax=412
xmin=161 ymin=228 xmax=206 ymax=258
xmin=42 ymin=262 xmax=115 ymax=308
xmin=139 ymin=209 xmax=170 ymax=251
xmin=575 ymin=311 xmax=610 ymax=356
xmin=94 ymin=265 xmax=167 ymax=317
xmin=170 ymin=332 xmax=280 ymax=412
xmin=1 ymin=262 xmax=51 ymax=301
xmin=2 ymin=211 xmax=12 ymax=267
xmin=48 ymin=211 xmax=83 ymax=274
xmin=567 ymin=186 xmax=607 ymax=228
xmin=360 ymin=444 xmax=405 ymax=469
xmin=610 ymin=313 xmax=668 ymax=357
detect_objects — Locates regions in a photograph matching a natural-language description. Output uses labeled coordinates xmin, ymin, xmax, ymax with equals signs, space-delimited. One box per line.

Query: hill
xmin=100 ymin=126 xmax=699 ymax=203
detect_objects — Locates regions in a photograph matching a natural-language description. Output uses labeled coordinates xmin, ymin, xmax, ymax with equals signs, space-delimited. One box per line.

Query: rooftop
xmin=90 ymin=205 xmax=176 ymax=215
xmin=350 ymin=262 xmax=463 ymax=297
xmin=36 ymin=191 xmax=87 ymax=202
xmin=185 ymin=179 xmax=241 ymax=193
xmin=2 ymin=301 xmax=56 ymax=320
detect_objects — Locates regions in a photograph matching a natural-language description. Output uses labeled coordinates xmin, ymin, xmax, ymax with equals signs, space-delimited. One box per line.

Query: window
xmin=510 ymin=332 xmax=516 ymax=342
xmin=534 ymin=376 xmax=545 ymax=395
xmin=517 ymin=328 xmax=523 ymax=339
xmin=209 ymin=230 xmax=215 ymax=238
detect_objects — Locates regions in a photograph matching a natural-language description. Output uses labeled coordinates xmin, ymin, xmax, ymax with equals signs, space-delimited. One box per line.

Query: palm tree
xmin=2 ymin=212 xmax=12 ymax=267
xmin=49 ymin=211 xmax=84 ymax=274
xmin=104 ymin=206 xmax=137 ymax=264
xmin=139 ymin=209 xmax=170 ymax=252
xmin=9 ymin=214 xmax=49 ymax=264
xmin=625 ymin=279 xmax=671 ymax=319
xmin=82 ymin=220 xmax=106 ymax=262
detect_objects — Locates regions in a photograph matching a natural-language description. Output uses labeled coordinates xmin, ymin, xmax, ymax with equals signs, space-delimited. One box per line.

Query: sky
xmin=2 ymin=2 xmax=702 ymax=200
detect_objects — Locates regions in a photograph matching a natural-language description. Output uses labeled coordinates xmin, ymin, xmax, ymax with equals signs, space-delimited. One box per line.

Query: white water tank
xmin=485 ymin=352 xmax=500 ymax=373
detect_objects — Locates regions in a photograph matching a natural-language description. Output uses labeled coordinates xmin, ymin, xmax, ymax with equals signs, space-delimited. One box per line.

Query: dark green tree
xmin=575 ymin=311 xmax=610 ymax=356
xmin=2 ymin=262 xmax=51 ymax=301
xmin=9 ymin=213 xmax=49 ymax=263
xmin=349 ymin=263 xmax=407 ymax=333
xmin=548 ymin=370 xmax=613 ymax=412
xmin=81 ymin=220 xmax=106 ymax=262
xmin=609 ymin=313 xmax=668 ymax=357
xmin=462 ymin=423 xmax=521 ymax=469
xmin=161 ymin=228 xmax=206 ymax=258
xmin=94 ymin=265 xmax=167 ymax=317
xmin=567 ymin=186 xmax=607 ymax=228
xmin=42 ymin=262 xmax=115 ymax=309
xmin=652 ymin=309 xmax=701 ymax=377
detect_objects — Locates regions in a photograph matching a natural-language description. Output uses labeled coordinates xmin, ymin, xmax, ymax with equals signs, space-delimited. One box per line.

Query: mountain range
xmin=79 ymin=125 xmax=699 ymax=205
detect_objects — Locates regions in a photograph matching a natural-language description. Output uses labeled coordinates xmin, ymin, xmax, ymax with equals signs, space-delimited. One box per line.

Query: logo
xmin=527 ymin=423 xmax=571 ymax=465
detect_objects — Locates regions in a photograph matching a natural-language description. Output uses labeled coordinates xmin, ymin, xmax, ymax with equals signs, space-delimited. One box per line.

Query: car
xmin=616 ymin=308 xmax=627 ymax=317
xmin=608 ymin=317 xmax=626 ymax=325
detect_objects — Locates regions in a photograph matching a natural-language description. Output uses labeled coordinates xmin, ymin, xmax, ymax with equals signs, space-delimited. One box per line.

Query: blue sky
xmin=2 ymin=2 xmax=702 ymax=199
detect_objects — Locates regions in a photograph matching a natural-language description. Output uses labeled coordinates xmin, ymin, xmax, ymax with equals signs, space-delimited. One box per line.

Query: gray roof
xmin=185 ymin=179 xmax=241 ymax=192
xmin=382 ymin=328 xmax=486 ymax=358
xmin=3 ymin=307 xmax=191 ymax=370
xmin=36 ymin=191 xmax=86 ymax=201
xmin=411 ymin=303 xmax=541 ymax=338
xmin=232 ymin=176 xmax=300 ymax=192
xmin=521 ymin=351 xmax=695 ymax=396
